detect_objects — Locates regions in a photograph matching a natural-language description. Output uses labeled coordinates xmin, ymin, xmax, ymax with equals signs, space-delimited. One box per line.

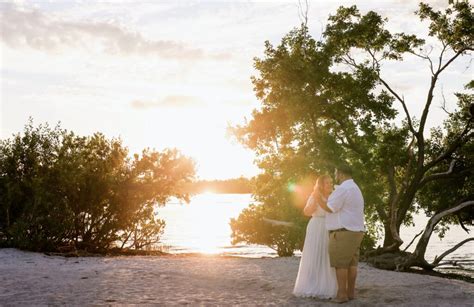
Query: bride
xmin=293 ymin=175 xmax=337 ymax=299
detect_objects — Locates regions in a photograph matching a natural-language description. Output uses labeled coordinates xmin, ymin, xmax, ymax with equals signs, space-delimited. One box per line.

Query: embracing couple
xmin=293 ymin=164 xmax=365 ymax=304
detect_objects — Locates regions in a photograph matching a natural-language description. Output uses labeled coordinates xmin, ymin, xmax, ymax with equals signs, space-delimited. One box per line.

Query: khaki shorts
xmin=328 ymin=230 xmax=364 ymax=268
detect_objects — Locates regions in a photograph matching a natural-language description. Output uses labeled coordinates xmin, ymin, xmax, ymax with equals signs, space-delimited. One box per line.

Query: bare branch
xmin=366 ymin=48 xmax=379 ymax=70
xmin=457 ymin=213 xmax=471 ymax=234
xmin=419 ymin=48 xmax=467 ymax=140
xmin=437 ymin=41 xmax=448 ymax=72
xmin=408 ymin=50 xmax=435 ymax=75
xmin=403 ymin=229 xmax=424 ymax=252
xmin=297 ymin=0 xmax=309 ymax=27
xmin=463 ymin=56 xmax=473 ymax=73
xmin=378 ymin=77 xmax=418 ymax=137
xmin=432 ymin=237 xmax=474 ymax=267
xmin=342 ymin=48 xmax=417 ymax=138
xmin=419 ymin=77 xmax=437 ymax=140
xmin=440 ymin=86 xmax=453 ymax=116
xmin=342 ymin=52 xmax=360 ymax=69
xmin=438 ymin=48 xmax=465 ymax=76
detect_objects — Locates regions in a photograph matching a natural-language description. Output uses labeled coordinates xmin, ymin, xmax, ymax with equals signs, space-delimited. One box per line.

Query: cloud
xmin=0 ymin=3 xmax=230 ymax=61
xmin=392 ymin=0 xmax=447 ymax=8
xmin=131 ymin=95 xmax=205 ymax=109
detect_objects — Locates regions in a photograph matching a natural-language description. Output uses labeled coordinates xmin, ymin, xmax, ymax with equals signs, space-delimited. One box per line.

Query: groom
xmin=319 ymin=164 xmax=365 ymax=303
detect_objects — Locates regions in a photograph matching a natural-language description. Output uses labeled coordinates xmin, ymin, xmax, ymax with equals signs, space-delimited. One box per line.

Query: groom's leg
xmin=335 ymin=268 xmax=349 ymax=300
xmin=347 ymin=266 xmax=357 ymax=299
xmin=347 ymin=234 xmax=363 ymax=300
xmin=329 ymin=231 xmax=350 ymax=302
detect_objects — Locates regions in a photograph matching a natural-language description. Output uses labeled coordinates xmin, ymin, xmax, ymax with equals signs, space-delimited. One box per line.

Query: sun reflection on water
xmin=157 ymin=193 xmax=276 ymax=257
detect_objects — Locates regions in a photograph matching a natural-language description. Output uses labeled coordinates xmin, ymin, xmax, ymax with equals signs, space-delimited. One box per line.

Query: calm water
xmin=157 ymin=193 xmax=276 ymax=257
xmin=156 ymin=193 xmax=473 ymax=271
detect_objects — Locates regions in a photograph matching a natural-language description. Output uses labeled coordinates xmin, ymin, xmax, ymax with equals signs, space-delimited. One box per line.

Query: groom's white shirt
xmin=326 ymin=179 xmax=365 ymax=232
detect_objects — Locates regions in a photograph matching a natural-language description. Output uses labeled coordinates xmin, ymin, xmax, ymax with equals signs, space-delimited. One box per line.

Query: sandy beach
xmin=0 ymin=248 xmax=472 ymax=306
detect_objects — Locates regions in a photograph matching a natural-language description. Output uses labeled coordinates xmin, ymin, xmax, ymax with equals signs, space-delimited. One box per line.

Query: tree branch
xmin=364 ymin=46 xmax=418 ymax=138
xmin=457 ymin=213 xmax=471 ymax=234
xmin=424 ymin=119 xmax=473 ymax=171
xmin=366 ymin=48 xmax=379 ymax=70
xmin=378 ymin=77 xmax=417 ymax=137
xmin=297 ymin=0 xmax=309 ymax=27
xmin=438 ymin=48 xmax=465 ymax=75
xmin=418 ymin=76 xmax=437 ymax=142
xmin=421 ymin=165 xmax=473 ymax=187
xmin=419 ymin=49 xmax=466 ymax=142
xmin=414 ymin=200 xmax=474 ymax=261
xmin=403 ymin=229 xmax=424 ymax=252
xmin=341 ymin=53 xmax=360 ymax=69
xmin=436 ymin=41 xmax=448 ymax=72
xmin=408 ymin=50 xmax=435 ymax=75
xmin=333 ymin=117 xmax=365 ymax=155
xmin=432 ymin=237 xmax=474 ymax=267
xmin=440 ymin=87 xmax=452 ymax=116
xmin=420 ymin=159 xmax=456 ymax=186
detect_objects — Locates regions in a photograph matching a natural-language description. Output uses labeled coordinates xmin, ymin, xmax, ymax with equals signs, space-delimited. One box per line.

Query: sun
xmin=149 ymin=106 xmax=258 ymax=180
xmin=202 ymin=189 xmax=216 ymax=195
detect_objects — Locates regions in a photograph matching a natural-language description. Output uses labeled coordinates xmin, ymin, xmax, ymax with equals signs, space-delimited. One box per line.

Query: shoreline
xmin=1 ymin=248 xmax=473 ymax=306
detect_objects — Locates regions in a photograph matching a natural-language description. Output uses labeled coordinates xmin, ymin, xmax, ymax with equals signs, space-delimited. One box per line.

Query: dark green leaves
xmin=417 ymin=1 xmax=473 ymax=52
xmin=0 ymin=120 xmax=195 ymax=252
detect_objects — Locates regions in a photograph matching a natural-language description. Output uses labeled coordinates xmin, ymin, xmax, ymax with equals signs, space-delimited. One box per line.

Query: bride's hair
xmin=316 ymin=174 xmax=332 ymax=191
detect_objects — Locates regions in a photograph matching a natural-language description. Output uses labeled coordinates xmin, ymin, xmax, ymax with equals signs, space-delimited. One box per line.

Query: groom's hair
xmin=336 ymin=164 xmax=353 ymax=177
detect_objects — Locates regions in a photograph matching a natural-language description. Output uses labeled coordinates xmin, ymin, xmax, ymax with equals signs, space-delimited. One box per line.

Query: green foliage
xmin=417 ymin=83 xmax=474 ymax=237
xmin=230 ymin=2 xmax=473 ymax=256
xmin=0 ymin=119 xmax=195 ymax=252
xmin=417 ymin=1 xmax=473 ymax=52
xmin=230 ymin=203 xmax=306 ymax=257
xmin=230 ymin=24 xmax=392 ymax=254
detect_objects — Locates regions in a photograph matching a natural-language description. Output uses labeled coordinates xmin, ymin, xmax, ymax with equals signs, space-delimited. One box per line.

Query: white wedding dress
xmin=293 ymin=197 xmax=337 ymax=299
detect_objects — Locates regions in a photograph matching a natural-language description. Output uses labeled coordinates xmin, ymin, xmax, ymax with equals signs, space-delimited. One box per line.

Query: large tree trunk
xmin=382 ymin=222 xmax=397 ymax=248
xmin=367 ymin=200 xmax=474 ymax=272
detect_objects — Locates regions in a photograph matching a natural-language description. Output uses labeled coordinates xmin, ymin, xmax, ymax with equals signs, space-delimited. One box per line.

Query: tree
xmin=323 ymin=1 xmax=473 ymax=269
xmin=0 ymin=119 xmax=195 ymax=252
xmin=231 ymin=2 xmax=472 ymax=270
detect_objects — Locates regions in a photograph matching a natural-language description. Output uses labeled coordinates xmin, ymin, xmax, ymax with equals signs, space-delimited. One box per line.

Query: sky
xmin=1 ymin=0 xmax=472 ymax=179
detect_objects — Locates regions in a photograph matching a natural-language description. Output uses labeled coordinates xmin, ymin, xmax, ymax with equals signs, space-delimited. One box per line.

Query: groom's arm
xmin=324 ymin=188 xmax=347 ymax=213
xmin=319 ymin=197 xmax=332 ymax=213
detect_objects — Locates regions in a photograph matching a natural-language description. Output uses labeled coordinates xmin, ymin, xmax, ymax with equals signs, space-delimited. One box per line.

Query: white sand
xmin=0 ymin=248 xmax=472 ymax=306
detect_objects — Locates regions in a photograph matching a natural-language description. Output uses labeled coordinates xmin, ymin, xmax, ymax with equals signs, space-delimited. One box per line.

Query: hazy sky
xmin=1 ymin=0 xmax=471 ymax=179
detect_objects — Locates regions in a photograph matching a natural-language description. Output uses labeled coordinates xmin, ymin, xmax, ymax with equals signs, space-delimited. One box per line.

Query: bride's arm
xmin=303 ymin=193 xmax=319 ymax=216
